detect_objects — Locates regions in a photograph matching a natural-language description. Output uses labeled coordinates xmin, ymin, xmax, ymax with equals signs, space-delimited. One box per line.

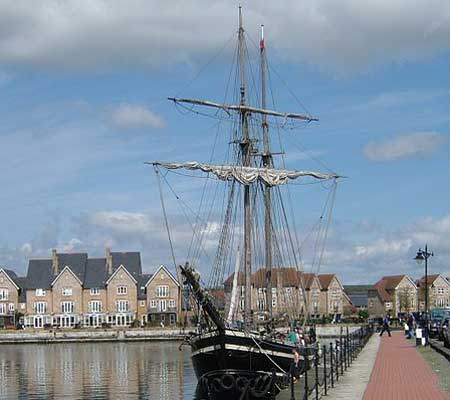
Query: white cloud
xmin=363 ymin=132 xmax=447 ymax=162
xmin=111 ymin=104 xmax=166 ymax=129
xmin=0 ymin=1 xmax=449 ymax=72
xmin=88 ymin=210 xmax=157 ymax=235
xmin=20 ymin=243 xmax=32 ymax=254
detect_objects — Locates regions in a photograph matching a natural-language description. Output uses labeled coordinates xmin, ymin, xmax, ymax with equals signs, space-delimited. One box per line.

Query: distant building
xmin=344 ymin=285 xmax=371 ymax=311
xmin=368 ymin=275 xmax=417 ymax=317
xmin=224 ymin=268 xmax=348 ymax=321
xmin=416 ymin=274 xmax=450 ymax=310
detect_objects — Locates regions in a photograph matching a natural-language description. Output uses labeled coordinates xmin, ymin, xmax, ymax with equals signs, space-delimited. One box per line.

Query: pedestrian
xmin=290 ymin=348 xmax=301 ymax=383
xmin=379 ymin=314 xmax=391 ymax=337
xmin=404 ymin=318 xmax=411 ymax=339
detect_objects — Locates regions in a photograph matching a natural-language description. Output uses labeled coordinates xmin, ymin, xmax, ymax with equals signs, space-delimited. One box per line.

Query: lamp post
xmin=414 ymin=245 xmax=433 ymax=344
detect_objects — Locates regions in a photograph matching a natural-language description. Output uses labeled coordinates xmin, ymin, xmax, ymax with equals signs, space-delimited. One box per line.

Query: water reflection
xmin=0 ymin=341 xmax=196 ymax=400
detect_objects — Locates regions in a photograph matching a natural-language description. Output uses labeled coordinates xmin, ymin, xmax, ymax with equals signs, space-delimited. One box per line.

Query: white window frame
xmin=116 ymin=300 xmax=129 ymax=312
xmin=0 ymin=288 xmax=8 ymax=301
xmin=169 ymin=299 xmax=176 ymax=308
xmin=158 ymin=299 xmax=167 ymax=312
xmin=62 ymin=287 xmax=73 ymax=296
xmin=272 ymin=298 xmax=277 ymax=308
xmin=89 ymin=300 xmax=102 ymax=313
xmin=0 ymin=303 xmax=6 ymax=315
xmin=61 ymin=301 xmax=74 ymax=314
xmin=34 ymin=302 xmax=47 ymax=314
xmin=156 ymin=285 xmax=169 ymax=298
xmin=150 ymin=300 xmax=157 ymax=308
xmin=117 ymin=285 xmax=127 ymax=295
xmin=8 ymin=303 xmax=15 ymax=312
xmin=35 ymin=289 xmax=46 ymax=297
xmin=90 ymin=288 xmax=99 ymax=295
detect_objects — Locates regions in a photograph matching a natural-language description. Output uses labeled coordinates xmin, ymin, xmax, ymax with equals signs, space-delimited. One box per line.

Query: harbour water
xmin=0 ymin=341 xmax=196 ymax=400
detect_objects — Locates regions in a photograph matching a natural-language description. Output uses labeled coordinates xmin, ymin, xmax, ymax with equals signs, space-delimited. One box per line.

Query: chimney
xmin=52 ymin=249 xmax=59 ymax=276
xmin=106 ymin=248 xmax=113 ymax=275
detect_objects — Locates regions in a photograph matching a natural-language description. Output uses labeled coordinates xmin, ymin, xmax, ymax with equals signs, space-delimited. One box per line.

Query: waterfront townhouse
xmin=416 ymin=274 xmax=450 ymax=310
xmin=224 ymin=268 xmax=348 ymax=321
xmin=368 ymin=275 xmax=417 ymax=317
xmin=317 ymin=274 xmax=345 ymax=316
xmin=145 ymin=265 xmax=180 ymax=326
xmin=22 ymin=249 xmax=181 ymax=328
xmin=0 ymin=268 xmax=23 ymax=328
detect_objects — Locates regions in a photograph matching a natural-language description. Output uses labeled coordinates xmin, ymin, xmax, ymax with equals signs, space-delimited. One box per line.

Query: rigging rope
xmin=155 ymin=166 xmax=177 ymax=270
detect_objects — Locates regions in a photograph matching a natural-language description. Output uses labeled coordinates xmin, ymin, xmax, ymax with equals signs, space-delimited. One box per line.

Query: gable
xmin=0 ymin=268 xmax=20 ymax=290
xmin=106 ymin=265 xmax=137 ymax=285
xmin=396 ymin=275 xmax=416 ymax=290
xmin=145 ymin=265 xmax=179 ymax=288
xmin=434 ymin=275 xmax=450 ymax=288
xmin=51 ymin=266 xmax=83 ymax=287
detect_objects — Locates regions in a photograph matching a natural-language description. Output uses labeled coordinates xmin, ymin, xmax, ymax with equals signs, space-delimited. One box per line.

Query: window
xmin=139 ymin=300 xmax=146 ymax=307
xmin=438 ymin=288 xmax=445 ymax=295
xmin=116 ymin=300 xmax=129 ymax=312
xmin=285 ymin=287 xmax=292 ymax=294
xmin=169 ymin=299 xmax=176 ymax=308
xmin=239 ymin=298 xmax=244 ymax=310
xmin=158 ymin=300 xmax=167 ymax=312
xmin=0 ymin=288 xmax=8 ymax=300
xmin=117 ymin=286 xmax=127 ymax=295
xmin=156 ymin=285 xmax=169 ymax=298
xmin=150 ymin=300 xmax=157 ymax=308
xmin=385 ymin=302 xmax=392 ymax=309
xmin=90 ymin=288 xmax=99 ymax=295
xmin=8 ymin=303 xmax=14 ymax=312
xmin=272 ymin=288 xmax=277 ymax=294
xmin=272 ymin=298 xmax=277 ymax=308
xmin=437 ymin=298 xmax=445 ymax=307
xmin=240 ymin=286 xmax=245 ymax=297
xmin=34 ymin=302 xmax=47 ymax=314
xmin=61 ymin=301 xmax=74 ymax=314
xmin=89 ymin=301 xmax=102 ymax=313
xmin=0 ymin=304 xmax=6 ymax=315
xmin=62 ymin=287 xmax=72 ymax=296
xmin=35 ymin=289 xmax=46 ymax=297
xmin=256 ymin=299 xmax=265 ymax=311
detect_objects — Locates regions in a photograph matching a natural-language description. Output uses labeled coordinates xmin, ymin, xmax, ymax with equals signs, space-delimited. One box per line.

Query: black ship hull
xmin=190 ymin=329 xmax=305 ymax=378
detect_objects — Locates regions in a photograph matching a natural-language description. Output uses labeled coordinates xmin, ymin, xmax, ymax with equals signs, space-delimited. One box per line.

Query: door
xmin=34 ymin=316 xmax=43 ymax=328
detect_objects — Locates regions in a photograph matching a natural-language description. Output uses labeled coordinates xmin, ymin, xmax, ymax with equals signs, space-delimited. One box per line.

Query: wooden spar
xmin=260 ymin=24 xmax=273 ymax=319
xmin=238 ymin=6 xmax=253 ymax=331
xmin=167 ymin=97 xmax=318 ymax=122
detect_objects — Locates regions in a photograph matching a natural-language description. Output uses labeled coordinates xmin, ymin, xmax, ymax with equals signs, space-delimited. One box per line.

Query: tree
xmin=397 ymin=287 xmax=415 ymax=314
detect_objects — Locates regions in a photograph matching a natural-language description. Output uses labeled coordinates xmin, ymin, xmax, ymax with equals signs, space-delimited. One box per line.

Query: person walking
xmin=379 ymin=314 xmax=392 ymax=337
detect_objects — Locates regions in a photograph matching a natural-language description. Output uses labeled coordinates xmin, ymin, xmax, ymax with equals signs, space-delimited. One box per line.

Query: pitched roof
xmin=138 ymin=273 xmax=151 ymax=300
xmin=344 ymin=285 xmax=372 ymax=295
xmin=144 ymin=265 xmax=179 ymax=288
xmin=347 ymin=293 xmax=368 ymax=308
xmin=0 ymin=268 xmax=20 ymax=290
xmin=317 ymin=274 xmax=335 ymax=289
xmin=57 ymin=253 xmax=88 ymax=282
xmin=224 ymin=268 xmax=321 ymax=290
xmin=51 ymin=266 xmax=83 ymax=287
xmin=25 ymin=259 xmax=54 ymax=289
xmin=416 ymin=274 xmax=443 ymax=287
xmin=84 ymin=258 xmax=109 ymax=288
xmin=106 ymin=264 xmax=138 ymax=285
xmin=371 ymin=275 xmax=412 ymax=302
xmin=111 ymin=252 xmax=142 ymax=280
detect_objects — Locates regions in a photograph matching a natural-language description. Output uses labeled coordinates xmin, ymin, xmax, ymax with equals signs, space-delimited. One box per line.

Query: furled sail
xmin=150 ymin=161 xmax=340 ymax=186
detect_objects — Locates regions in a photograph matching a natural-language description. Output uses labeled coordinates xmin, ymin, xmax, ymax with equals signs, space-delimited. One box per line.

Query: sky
xmin=0 ymin=0 xmax=449 ymax=284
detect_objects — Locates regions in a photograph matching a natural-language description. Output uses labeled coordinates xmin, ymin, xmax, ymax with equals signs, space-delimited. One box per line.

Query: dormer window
xmin=36 ymin=289 xmax=46 ymax=297
xmin=90 ymin=288 xmax=99 ymax=295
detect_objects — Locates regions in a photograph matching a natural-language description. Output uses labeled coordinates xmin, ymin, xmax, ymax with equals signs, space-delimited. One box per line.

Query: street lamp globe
xmin=414 ymin=249 xmax=424 ymax=265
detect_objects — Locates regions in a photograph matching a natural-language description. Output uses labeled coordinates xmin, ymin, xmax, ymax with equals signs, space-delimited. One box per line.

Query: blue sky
xmin=0 ymin=1 xmax=449 ymax=284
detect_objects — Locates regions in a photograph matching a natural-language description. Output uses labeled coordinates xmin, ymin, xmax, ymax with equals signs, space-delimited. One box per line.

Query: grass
xmin=417 ymin=344 xmax=450 ymax=395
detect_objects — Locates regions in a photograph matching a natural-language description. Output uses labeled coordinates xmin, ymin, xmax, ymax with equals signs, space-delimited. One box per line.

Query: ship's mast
xmin=238 ymin=6 xmax=252 ymax=330
xmin=260 ymin=25 xmax=273 ymax=318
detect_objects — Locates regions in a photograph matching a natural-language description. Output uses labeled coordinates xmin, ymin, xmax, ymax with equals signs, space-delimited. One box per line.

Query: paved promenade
xmin=362 ymin=331 xmax=450 ymax=400
xmin=324 ymin=333 xmax=380 ymax=400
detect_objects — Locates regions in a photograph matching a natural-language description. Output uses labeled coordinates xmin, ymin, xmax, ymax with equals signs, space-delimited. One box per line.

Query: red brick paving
xmin=363 ymin=331 xmax=449 ymax=400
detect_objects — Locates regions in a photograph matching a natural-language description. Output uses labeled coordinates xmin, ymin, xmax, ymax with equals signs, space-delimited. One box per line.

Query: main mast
xmin=260 ymin=25 xmax=273 ymax=318
xmin=238 ymin=6 xmax=252 ymax=330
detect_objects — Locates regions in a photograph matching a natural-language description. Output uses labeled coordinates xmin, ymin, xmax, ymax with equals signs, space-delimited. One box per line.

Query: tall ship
xmin=148 ymin=7 xmax=341 ymax=397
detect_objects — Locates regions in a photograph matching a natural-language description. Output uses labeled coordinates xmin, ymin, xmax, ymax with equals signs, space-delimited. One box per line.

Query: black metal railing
xmin=290 ymin=324 xmax=373 ymax=400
